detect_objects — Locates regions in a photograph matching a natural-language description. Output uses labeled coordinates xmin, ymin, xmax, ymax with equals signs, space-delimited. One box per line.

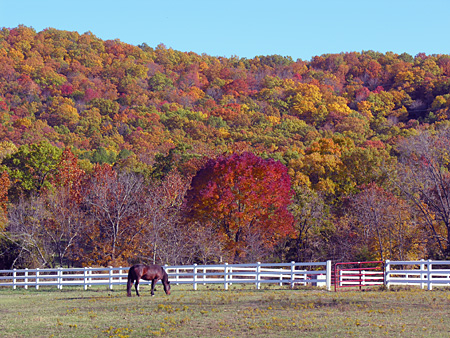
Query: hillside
xmin=2 ymin=26 xmax=450 ymax=267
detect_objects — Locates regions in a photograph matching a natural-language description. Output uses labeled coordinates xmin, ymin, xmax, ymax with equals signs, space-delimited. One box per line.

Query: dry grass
xmin=1 ymin=284 xmax=450 ymax=337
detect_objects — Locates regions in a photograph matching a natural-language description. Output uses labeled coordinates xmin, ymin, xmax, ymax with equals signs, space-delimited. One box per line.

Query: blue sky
xmin=1 ymin=0 xmax=449 ymax=61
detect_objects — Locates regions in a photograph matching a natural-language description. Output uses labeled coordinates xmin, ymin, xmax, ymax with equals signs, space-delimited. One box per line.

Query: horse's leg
xmin=151 ymin=279 xmax=156 ymax=296
xmin=127 ymin=276 xmax=134 ymax=297
xmin=135 ymin=278 xmax=141 ymax=297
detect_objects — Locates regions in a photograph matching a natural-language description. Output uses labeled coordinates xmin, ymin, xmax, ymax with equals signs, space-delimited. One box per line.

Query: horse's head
xmin=161 ymin=269 xmax=171 ymax=295
xmin=164 ymin=280 xmax=171 ymax=295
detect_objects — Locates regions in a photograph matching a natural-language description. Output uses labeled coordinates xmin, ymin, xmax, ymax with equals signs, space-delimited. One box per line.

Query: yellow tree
xmin=43 ymin=96 xmax=79 ymax=130
xmin=289 ymin=138 xmax=344 ymax=195
xmin=287 ymin=83 xmax=328 ymax=125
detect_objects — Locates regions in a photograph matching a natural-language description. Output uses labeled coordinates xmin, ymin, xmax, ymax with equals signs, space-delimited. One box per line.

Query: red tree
xmin=185 ymin=152 xmax=294 ymax=262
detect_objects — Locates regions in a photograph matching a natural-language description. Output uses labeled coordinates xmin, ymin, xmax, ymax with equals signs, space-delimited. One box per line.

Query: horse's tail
xmin=126 ymin=267 xmax=134 ymax=297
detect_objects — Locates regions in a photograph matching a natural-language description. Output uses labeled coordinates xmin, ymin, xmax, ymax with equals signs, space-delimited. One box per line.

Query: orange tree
xmin=185 ymin=152 xmax=294 ymax=262
xmin=0 ymin=170 xmax=9 ymax=227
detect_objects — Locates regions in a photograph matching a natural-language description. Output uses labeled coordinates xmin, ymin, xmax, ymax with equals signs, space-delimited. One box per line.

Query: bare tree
xmin=187 ymin=220 xmax=225 ymax=264
xmin=394 ymin=126 xmax=450 ymax=258
xmin=44 ymin=186 xmax=86 ymax=267
xmin=350 ymin=183 xmax=421 ymax=261
xmin=140 ymin=171 xmax=191 ymax=265
xmin=81 ymin=167 xmax=146 ymax=265
xmin=6 ymin=196 xmax=50 ymax=268
xmin=239 ymin=226 xmax=271 ymax=263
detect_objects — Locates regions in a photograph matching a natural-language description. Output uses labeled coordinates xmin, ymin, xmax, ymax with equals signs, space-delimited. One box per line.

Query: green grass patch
xmin=1 ymin=284 xmax=450 ymax=337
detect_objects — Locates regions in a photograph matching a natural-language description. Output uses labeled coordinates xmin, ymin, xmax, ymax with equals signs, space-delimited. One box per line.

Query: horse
xmin=127 ymin=264 xmax=171 ymax=297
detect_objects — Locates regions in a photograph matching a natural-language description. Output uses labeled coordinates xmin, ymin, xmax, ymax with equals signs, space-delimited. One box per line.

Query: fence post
xmin=385 ymin=260 xmax=390 ymax=289
xmin=203 ymin=267 xmax=206 ymax=285
xmin=193 ymin=264 xmax=198 ymax=291
xmin=83 ymin=267 xmax=88 ymax=290
xmin=119 ymin=266 xmax=123 ymax=285
xmin=24 ymin=268 xmax=28 ymax=290
xmin=13 ymin=269 xmax=16 ymax=290
xmin=326 ymin=260 xmax=332 ymax=291
xmin=427 ymin=259 xmax=432 ymax=291
xmin=35 ymin=268 xmax=40 ymax=290
xmin=290 ymin=261 xmax=295 ymax=289
xmin=256 ymin=262 xmax=261 ymax=290
xmin=420 ymin=259 xmax=425 ymax=290
xmin=109 ymin=266 xmax=114 ymax=290
xmin=58 ymin=267 xmax=62 ymax=290
xmin=224 ymin=263 xmax=229 ymax=290
xmin=229 ymin=266 xmax=233 ymax=286
xmin=358 ymin=262 xmax=362 ymax=291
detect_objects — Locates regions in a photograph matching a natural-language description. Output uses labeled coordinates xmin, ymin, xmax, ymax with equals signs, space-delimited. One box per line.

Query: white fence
xmin=385 ymin=259 xmax=450 ymax=290
xmin=6 ymin=260 xmax=450 ymax=292
xmin=0 ymin=261 xmax=333 ymax=292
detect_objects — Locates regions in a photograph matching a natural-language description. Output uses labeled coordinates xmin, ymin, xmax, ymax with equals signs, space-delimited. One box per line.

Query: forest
xmin=2 ymin=25 xmax=450 ymax=268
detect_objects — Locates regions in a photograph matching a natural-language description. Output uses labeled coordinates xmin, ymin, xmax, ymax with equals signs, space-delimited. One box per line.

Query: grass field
xmin=1 ymin=284 xmax=450 ymax=337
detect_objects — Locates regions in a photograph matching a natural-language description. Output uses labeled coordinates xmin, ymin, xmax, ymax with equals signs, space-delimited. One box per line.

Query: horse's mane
xmin=161 ymin=266 xmax=168 ymax=281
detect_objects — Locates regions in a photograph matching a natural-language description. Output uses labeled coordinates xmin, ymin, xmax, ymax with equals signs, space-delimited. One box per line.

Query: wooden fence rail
xmin=0 ymin=261 xmax=333 ymax=291
xmin=385 ymin=259 xmax=450 ymax=290
xmin=7 ymin=260 xmax=450 ymax=292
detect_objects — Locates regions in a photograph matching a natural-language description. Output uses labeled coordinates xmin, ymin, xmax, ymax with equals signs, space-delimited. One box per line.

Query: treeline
xmin=1 ymin=26 xmax=450 ymax=268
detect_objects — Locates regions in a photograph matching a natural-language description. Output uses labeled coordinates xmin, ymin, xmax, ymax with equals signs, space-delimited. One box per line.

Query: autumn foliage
xmin=0 ymin=170 xmax=9 ymax=227
xmin=185 ymin=152 xmax=294 ymax=262
xmin=2 ymin=26 xmax=450 ymax=267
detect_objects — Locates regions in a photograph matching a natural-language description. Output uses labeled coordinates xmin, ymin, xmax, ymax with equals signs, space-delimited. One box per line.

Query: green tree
xmin=284 ymin=185 xmax=330 ymax=262
xmin=89 ymin=98 xmax=120 ymax=116
xmin=148 ymin=72 xmax=174 ymax=91
xmin=1 ymin=141 xmax=62 ymax=200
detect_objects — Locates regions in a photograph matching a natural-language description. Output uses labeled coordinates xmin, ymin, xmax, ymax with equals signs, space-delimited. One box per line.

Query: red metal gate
xmin=334 ymin=261 xmax=384 ymax=291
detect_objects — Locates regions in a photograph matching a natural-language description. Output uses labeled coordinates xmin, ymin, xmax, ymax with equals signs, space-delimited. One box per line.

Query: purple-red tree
xmin=185 ymin=152 xmax=294 ymax=262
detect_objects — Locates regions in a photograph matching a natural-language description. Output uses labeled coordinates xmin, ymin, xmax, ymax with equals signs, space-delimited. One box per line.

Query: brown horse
xmin=127 ymin=264 xmax=171 ymax=297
